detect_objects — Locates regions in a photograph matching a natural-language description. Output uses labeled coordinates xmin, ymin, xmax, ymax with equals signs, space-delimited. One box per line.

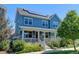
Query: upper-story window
xmin=52 ymin=21 xmax=59 ymax=28
xmin=24 ymin=17 xmax=33 ymax=25
xmin=53 ymin=21 xmax=59 ymax=25
xmin=42 ymin=20 xmax=48 ymax=27
xmin=53 ymin=25 xmax=58 ymax=28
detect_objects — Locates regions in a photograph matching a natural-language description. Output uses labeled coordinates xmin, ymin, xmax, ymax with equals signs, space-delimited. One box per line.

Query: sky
xmin=2 ymin=4 xmax=79 ymax=29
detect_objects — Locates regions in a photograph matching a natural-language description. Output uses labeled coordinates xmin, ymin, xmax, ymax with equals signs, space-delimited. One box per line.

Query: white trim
xmin=22 ymin=30 xmax=24 ymax=40
xmin=20 ymin=26 xmax=56 ymax=32
xmin=54 ymin=30 xmax=57 ymax=40
xmin=23 ymin=38 xmax=37 ymax=39
xmin=38 ymin=31 xmax=40 ymax=42
xmin=23 ymin=38 xmax=38 ymax=42
xmin=44 ymin=32 xmax=45 ymax=39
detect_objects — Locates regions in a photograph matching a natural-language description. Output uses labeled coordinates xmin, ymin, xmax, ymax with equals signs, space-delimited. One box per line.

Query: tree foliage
xmin=57 ymin=10 xmax=79 ymax=51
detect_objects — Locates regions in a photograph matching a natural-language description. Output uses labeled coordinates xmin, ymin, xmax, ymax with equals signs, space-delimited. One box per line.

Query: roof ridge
xmin=17 ymin=8 xmax=52 ymax=20
xmin=22 ymin=8 xmax=50 ymax=17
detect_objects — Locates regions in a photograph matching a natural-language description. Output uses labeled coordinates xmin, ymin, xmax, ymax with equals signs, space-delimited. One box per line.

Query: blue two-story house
xmin=15 ymin=8 xmax=61 ymax=44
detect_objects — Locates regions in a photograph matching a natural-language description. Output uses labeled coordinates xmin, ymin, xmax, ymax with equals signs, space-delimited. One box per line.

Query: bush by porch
xmin=0 ymin=39 xmax=43 ymax=54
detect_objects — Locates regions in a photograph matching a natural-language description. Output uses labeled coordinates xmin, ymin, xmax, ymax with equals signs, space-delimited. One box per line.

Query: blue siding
xmin=50 ymin=14 xmax=61 ymax=29
xmin=15 ymin=12 xmax=22 ymax=35
xmin=15 ymin=12 xmax=61 ymax=35
xmin=16 ymin=14 xmax=50 ymax=29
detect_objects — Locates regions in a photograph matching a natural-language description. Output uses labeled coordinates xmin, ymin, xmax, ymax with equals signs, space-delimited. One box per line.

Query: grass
xmin=43 ymin=50 xmax=79 ymax=54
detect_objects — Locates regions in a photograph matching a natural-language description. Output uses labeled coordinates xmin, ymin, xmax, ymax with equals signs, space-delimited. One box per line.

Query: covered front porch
xmin=20 ymin=26 xmax=57 ymax=48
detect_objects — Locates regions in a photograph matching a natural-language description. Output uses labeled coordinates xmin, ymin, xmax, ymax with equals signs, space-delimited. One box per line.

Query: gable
xmin=49 ymin=14 xmax=61 ymax=29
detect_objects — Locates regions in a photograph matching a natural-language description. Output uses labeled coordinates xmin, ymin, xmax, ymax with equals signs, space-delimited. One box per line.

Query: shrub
xmin=59 ymin=39 xmax=67 ymax=47
xmin=47 ymin=39 xmax=73 ymax=49
xmin=11 ymin=39 xmax=26 ymax=52
xmin=47 ymin=40 xmax=60 ymax=49
xmin=47 ymin=42 xmax=54 ymax=49
xmin=60 ymin=39 xmax=73 ymax=47
xmin=10 ymin=39 xmax=43 ymax=53
xmin=16 ymin=43 xmax=43 ymax=53
xmin=28 ymin=43 xmax=43 ymax=52
xmin=0 ymin=39 xmax=10 ymax=51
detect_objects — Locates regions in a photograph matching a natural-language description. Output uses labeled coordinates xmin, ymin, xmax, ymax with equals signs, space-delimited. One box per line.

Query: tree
xmin=57 ymin=10 xmax=79 ymax=51
xmin=0 ymin=7 xmax=12 ymax=41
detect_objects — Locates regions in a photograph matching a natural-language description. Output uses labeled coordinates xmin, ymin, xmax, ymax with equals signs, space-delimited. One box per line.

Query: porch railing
xmin=24 ymin=38 xmax=39 ymax=42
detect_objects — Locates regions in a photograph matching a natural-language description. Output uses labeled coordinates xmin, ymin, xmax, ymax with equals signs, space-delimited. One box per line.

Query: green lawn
xmin=43 ymin=50 xmax=79 ymax=54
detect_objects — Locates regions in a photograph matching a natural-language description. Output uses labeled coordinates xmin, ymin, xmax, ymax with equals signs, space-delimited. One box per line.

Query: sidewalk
xmin=23 ymin=47 xmax=79 ymax=54
xmin=23 ymin=49 xmax=57 ymax=54
xmin=58 ymin=47 xmax=79 ymax=50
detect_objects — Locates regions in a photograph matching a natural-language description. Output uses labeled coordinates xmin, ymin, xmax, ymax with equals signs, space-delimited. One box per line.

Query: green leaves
xmin=58 ymin=10 xmax=79 ymax=40
xmin=0 ymin=40 xmax=10 ymax=51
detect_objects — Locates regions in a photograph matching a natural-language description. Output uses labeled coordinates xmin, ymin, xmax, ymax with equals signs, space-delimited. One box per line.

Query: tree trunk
xmin=72 ymin=40 xmax=77 ymax=51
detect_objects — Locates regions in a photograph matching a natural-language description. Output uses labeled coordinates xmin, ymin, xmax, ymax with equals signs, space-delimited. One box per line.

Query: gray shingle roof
xmin=17 ymin=8 xmax=51 ymax=20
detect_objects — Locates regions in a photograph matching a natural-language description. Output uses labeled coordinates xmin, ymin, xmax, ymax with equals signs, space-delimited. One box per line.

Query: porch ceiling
xmin=20 ymin=26 xmax=56 ymax=32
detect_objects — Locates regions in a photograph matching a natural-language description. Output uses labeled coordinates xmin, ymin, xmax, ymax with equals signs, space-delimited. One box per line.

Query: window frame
xmin=42 ymin=20 xmax=48 ymax=27
xmin=53 ymin=21 xmax=59 ymax=25
xmin=24 ymin=17 xmax=33 ymax=25
xmin=24 ymin=31 xmax=32 ymax=38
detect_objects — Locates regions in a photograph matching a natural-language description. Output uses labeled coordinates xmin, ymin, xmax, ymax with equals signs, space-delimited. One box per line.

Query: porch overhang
xmin=19 ymin=26 xmax=56 ymax=32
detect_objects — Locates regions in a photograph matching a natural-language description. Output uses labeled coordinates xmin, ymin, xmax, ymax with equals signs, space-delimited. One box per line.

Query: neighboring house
xmin=15 ymin=8 xmax=61 ymax=44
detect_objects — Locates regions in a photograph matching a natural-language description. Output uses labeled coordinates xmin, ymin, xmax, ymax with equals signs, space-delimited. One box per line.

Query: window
xmin=45 ymin=32 xmax=49 ymax=38
xmin=24 ymin=31 xmax=32 ymax=38
xmin=24 ymin=33 xmax=29 ymax=38
xmin=24 ymin=17 xmax=33 ymax=25
xmin=24 ymin=19 xmax=28 ymax=24
xmin=42 ymin=20 xmax=48 ymax=27
xmin=53 ymin=21 xmax=58 ymax=28
xmin=29 ymin=19 xmax=32 ymax=25
xmin=24 ymin=31 xmax=29 ymax=38
xmin=53 ymin=25 xmax=58 ymax=28
xmin=53 ymin=21 xmax=59 ymax=25
xmin=29 ymin=32 xmax=32 ymax=37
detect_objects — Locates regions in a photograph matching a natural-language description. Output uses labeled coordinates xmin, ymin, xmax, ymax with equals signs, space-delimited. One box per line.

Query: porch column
xmin=22 ymin=30 xmax=24 ymax=40
xmin=38 ymin=31 xmax=40 ymax=42
xmin=50 ymin=31 xmax=53 ymax=41
xmin=54 ymin=30 xmax=57 ymax=40
xmin=43 ymin=32 xmax=46 ymax=48
xmin=44 ymin=32 xmax=45 ymax=40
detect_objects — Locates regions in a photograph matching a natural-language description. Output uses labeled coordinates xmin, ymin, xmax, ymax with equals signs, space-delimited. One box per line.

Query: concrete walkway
xmin=23 ymin=49 xmax=54 ymax=54
xmin=58 ymin=47 xmax=79 ymax=50
xmin=23 ymin=47 xmax=79 ymax=54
